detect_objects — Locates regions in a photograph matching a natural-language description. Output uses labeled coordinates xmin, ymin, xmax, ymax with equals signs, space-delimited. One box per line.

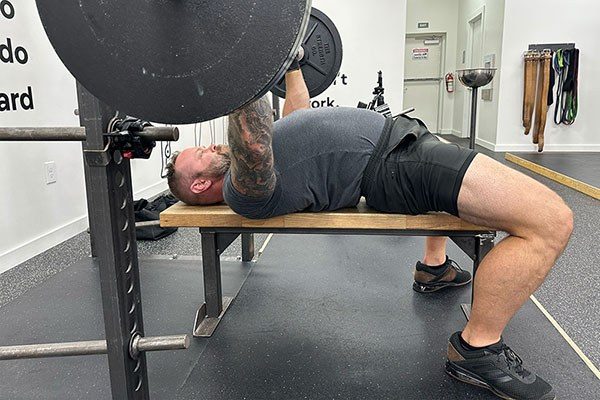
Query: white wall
xmin=1 ymin=1 xmax=407 ymax=273
xmin=453 ymin=0 xmax=505 ymax=147
xmin=496 ymin=0 xmax=600 ymax=152
xmin=0 ymin=1 xmax=215 ymax=272
xmin=406 ymin=0 xmax=460 ymax=134
xmin=310 ymin=0 xmax=407 ymax=115
xmin=0 ymin=0 xmax=86 ymax=272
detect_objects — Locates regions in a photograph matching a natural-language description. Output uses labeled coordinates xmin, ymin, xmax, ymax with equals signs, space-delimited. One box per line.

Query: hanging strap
xmin=522 ymin=51 xmax=539 ymax=135
xmin=533 ymin=50 xmax=552 ymax=152
xmin=554 ymin=48 xmax=579 ymax=125
xmin=565 ymin=48 xmax=579 ymax=124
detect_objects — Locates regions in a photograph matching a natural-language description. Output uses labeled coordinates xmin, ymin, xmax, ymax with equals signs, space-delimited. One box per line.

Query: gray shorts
xmin=361 ymin=117 xmax=477 ymax=216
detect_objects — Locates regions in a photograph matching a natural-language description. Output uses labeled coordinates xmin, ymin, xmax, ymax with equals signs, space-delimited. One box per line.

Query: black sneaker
xmin=446 ymin=332 xmax=555 ymax=400
xmin=412 ymin=257 xmax=472 ymax=293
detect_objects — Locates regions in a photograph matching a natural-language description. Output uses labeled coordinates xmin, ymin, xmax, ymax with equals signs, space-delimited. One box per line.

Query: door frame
xmin=462 ymin=6 xmax=486 ymax=138
xmin=404 ymin=32 xmax=447 ymax=133
xmin=466 ymin=6 xmax=486 ymax=68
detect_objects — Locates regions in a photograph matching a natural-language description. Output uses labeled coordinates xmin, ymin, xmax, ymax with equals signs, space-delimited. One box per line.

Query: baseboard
xmin=475 ymin=137 xmax=496 ymax=151
xmin=134 ymin=180 xmax=169 ymax=200
xmin=0 ymin=181 xmax=169 ymax=274
xmin=0 ymin=216 xmax=89 ymax=275
xmin=496 ymin=144 xmax=600 ymax=152
xmin=439 ymin=129 xmax=463 ymax=138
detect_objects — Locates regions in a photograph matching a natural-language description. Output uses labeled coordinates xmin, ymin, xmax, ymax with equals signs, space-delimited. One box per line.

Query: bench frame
xmin=194 ymin=229 xmax=496 ymax=337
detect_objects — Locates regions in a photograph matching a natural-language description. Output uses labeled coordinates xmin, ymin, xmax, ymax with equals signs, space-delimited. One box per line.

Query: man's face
xmin=176 ymin=145 xmax=231 ymax=180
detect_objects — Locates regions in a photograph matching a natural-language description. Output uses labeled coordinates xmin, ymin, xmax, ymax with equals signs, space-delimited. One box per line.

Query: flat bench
xmin=160 ymin=201 xmax=496 ymax=337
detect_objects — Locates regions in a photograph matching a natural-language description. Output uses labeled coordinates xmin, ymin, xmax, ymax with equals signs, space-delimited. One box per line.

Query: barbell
xmin=0 ymin=334 xmax=190 ymax=361
xmin=35 ymin=0 xmax=316 ymax=124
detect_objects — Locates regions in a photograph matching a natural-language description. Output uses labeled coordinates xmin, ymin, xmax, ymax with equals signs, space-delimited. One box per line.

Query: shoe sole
xmin=445 ymin=361 xmax=556 ymax=400
xmin=412 ymin=278 xmax=471 ymax=294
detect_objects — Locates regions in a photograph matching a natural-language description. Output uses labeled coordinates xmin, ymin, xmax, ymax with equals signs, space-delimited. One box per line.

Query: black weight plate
xmin=35 ymin=0 xmax=312 ymax=124
xmin=271 ymin=8 xmax=343 ymax=99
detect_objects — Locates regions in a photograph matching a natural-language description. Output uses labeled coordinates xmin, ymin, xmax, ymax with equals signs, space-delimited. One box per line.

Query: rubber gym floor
xmin=1 ymin=145 xmax=598 ymax=399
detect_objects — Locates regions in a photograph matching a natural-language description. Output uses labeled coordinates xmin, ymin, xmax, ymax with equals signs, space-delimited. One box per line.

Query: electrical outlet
xmin=45 ymin=161 xmax=57 ymax=184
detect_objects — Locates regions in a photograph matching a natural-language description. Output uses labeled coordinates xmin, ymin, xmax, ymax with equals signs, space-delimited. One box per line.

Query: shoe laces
xmin=498 ymin=344 xmax=530 ymax=378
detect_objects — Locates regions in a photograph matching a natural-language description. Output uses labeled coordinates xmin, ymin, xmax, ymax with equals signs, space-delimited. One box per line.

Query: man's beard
xmin=206 ymin=146 xmax=231 ymax=178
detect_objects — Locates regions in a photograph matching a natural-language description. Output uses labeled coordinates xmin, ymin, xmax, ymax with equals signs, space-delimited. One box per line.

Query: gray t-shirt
xmin=223 ymin=107 xmax=386 ymax=219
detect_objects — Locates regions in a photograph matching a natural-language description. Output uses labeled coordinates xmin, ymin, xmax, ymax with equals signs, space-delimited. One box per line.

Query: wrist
xmin=288 ymin=58 xmax=301 ymax=72
xmin=287 ymin=47 xmax=305 ymax=72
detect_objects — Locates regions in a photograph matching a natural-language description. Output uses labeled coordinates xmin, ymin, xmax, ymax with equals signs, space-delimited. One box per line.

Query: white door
xmin=403 ymin=35 xmax=444 ymax=133
xmin=463 ymin=13 xmax=484 ymax=138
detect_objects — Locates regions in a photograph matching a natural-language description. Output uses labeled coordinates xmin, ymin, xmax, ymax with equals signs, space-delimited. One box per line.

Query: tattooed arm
xmin=227 ymin=95 xmax=276 ymax=198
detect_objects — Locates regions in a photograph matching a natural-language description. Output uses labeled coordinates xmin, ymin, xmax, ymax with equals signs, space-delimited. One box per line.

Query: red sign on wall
xmin=412 ymin=48 xmax=429 ymax=60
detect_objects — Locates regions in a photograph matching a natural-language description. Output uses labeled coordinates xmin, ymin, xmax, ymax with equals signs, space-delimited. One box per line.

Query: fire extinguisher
xmin=445 ymin=72 xmax=455 ymax=93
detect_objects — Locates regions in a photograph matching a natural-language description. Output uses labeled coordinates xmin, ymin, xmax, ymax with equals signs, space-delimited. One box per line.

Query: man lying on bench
xmin=165 ymin=62 xmax=572 ymax=400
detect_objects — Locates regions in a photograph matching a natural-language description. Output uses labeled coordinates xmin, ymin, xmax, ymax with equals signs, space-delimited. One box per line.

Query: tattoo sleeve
xmin=227 ymin=95 xmax=276 ymax=198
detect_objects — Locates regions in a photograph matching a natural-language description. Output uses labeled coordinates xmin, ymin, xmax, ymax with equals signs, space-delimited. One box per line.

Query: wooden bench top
xmin=160 ymin=201 xmax=492 ymax=232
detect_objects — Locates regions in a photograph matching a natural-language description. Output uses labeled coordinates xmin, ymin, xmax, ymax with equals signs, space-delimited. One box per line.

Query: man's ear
xmin=190 ymin=178 xmax=212 ymax=194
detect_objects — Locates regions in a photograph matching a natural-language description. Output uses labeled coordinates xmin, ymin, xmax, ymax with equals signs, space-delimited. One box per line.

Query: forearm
xmin=282 ymin=70 xmax=310 ymax=117
xmin=227 ymin=95 xmax=276 ymax=197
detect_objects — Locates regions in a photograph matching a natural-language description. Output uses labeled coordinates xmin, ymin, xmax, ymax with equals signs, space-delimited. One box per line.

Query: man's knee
xmin=529 ymin=195 xmax=573 ymax=257
xmin=549 ymin=201 xmax=574 ymax=251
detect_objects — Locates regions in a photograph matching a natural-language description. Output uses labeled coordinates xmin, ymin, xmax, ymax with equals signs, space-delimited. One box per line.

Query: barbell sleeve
xmin=130 ymin=335 xmax=191 ymax=359
xmin=135 ymin=221 xmax=161 ymax=228
xmin=136 ymin=335 xmax=190 ymax=352
xmin=136 ymin=126 xmax=180 ymax=142
xmin=0 ymin=334 xmax=190 ymax=361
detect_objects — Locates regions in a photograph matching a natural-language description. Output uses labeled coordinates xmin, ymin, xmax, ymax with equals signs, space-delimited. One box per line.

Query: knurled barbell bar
xmin=0 ymin=334 xmax=190 ymax=361
xmin=0 ymin=127 xmax=179 ymax=142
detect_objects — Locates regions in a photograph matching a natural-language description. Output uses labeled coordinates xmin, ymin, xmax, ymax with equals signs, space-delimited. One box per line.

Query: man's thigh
xmin=457 ymin=154 xmax=567 ymax=236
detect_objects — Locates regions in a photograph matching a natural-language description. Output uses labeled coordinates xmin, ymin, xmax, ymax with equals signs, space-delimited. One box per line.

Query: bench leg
xmin=242 ymin=233 xmax=255 ymax=262
xmin=194 ymin=232 xmax=234 ymax=337
xmin=450 ymin=234 xmax=495 ymax=320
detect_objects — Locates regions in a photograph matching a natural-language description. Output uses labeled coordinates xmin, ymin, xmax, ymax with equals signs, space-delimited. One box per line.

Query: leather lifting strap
xmin=522 ymin=51 xmax=539 ymax=135
xmin=533 ymin=50 xmax=552 ymax=152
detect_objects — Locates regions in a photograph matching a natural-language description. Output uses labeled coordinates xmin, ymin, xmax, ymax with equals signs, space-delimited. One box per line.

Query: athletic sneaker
xmin=446 ymin=332 xmax=555 ymax=400
xmin=412 ymin=256 xmax=472 ymax=293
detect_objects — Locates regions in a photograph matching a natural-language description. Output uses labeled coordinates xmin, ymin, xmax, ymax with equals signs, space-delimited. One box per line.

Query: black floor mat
xmin=0 ymin=235 xmax=598 ymax=399
xmin=175 ymin=235 xmax=599 ymax=399
xmin=0 ymin=257 xmax=253 ymax=400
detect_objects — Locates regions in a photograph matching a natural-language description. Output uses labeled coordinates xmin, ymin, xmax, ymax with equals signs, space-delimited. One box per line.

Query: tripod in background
xmin=358 ymin=71 xmax=414 ymax=118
